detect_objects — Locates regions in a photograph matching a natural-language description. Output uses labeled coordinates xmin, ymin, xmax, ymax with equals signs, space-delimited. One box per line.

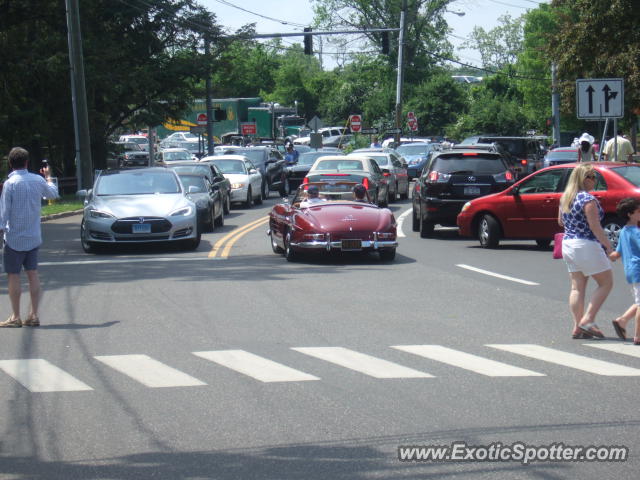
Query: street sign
xmin=240 ymin=123 xmax=257 ymax=135
xmin=407 ymin=111 xmax=416 ymax=120
xmin=196 ymin=113 xmax=207 ymax=125
xmin=408 ymin=117 xmax=418 ymax=132
xmin=349 ymin=114 xmax=362 ymax=133
xmin=309 ymin=115 xmax=323 ymax=132
xmin=386 ymin=127 xmax=402 ymax=134
xmin=361 ymin=128 xmax=379 ymax=135
xmin=190 ymin=126 xmax=206 ymax=135
xmin=576 ymin=78 xmax=624 ymax=119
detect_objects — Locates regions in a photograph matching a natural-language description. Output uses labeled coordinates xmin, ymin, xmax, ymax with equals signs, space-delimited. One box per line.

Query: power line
xmin=210 ymin=0 xmax=307 ymax=28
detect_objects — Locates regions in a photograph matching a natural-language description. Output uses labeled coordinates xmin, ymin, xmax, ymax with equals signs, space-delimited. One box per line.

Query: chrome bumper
xmin=291 ymin=239 xmax=398 ymax=251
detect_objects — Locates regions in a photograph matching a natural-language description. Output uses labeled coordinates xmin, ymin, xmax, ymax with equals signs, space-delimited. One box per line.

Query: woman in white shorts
xmin=558 ymin=163 xmax=613 ymax=339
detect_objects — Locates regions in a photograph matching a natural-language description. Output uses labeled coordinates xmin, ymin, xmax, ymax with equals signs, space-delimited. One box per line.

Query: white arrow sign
xmin=576 ymin=78 xmax=624 ymax=119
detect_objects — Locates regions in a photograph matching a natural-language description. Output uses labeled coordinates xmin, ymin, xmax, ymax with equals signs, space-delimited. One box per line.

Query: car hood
xmin=403 ymin=154 xmax=426 ymax=163
xmin=222 ymin=173 xmax=250 ymax=183
xmin=91 ymin=194 xmax=192 ymax=218
xmin=296 ymin=203 xmax=394 ymax=232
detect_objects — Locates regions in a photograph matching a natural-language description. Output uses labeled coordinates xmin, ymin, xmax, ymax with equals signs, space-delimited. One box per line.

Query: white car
xmin=119 ymin=135 xmax=149 ymax=151
xmin=200 ymin=155 xmax=263 ymax=208
xmin=155 ymin=148 xmax=192 ymax=164
xmin=164 ymin=132 xmax=199 ymax=142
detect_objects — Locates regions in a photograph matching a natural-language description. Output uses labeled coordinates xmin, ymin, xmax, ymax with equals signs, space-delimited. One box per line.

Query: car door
xmin=267 ymin=148 xmax=284 ymax=188
xmin=502 ymin=169 xmax=567 ymax=238
xmin=390 ymin=153 xmax=409 ymax=193
xmin=368 ymin=159 xmax=387 ymax=198
xmin=246 ymin=161 xmax=262 ymax=194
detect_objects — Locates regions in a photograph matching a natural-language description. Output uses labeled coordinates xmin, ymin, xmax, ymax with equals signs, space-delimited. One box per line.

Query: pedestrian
xmin=284 ymin=142 xmax=299 ymax=165
xmin=608 ymin=197 xmax=640 ymax=345
xmin=370 ymin=136 xmax=382 ymax=148
xmin=558 ymin=163 xmax=613 ymax=339
xmin=0 ymin=147 xmax=59 ymax=328
xmin=577 ymin=133 xmax=596 ymax=162
xmin=603 ymin=129 xmax=634 ymax=162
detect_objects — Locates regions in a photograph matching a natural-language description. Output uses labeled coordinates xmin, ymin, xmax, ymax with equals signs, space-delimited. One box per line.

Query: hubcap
xmin=480 ymin=220 xmax=489 ymax=244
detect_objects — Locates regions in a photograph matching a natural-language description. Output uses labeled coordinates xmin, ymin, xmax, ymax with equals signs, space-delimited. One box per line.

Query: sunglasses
xmin=585 ymin=174 xmax=596 ymax=180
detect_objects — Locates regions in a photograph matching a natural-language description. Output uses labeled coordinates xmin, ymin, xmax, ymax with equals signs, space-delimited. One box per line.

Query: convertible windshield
xmin=314 ymin=160 xmax=364 ymax=171
xmin=97 ymin=172 xmax=180 ymax=195
xmin=212 ymin=160 xmax=247 ymax=174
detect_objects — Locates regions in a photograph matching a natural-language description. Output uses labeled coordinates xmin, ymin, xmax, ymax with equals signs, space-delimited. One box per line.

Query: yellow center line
xmin=219 ymin=217 xmax=270 ymax=258
xmin=208 ymin=216 xmax=269 ymax=258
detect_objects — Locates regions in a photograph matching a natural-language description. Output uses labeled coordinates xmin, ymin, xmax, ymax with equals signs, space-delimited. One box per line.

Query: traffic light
xmin=214 ymin=108 xmax=227 ymax=121
xmin=304 ymin=27 xmax=313 ymax=55
xmin=381 ymin=31 xmax=389 ymax=55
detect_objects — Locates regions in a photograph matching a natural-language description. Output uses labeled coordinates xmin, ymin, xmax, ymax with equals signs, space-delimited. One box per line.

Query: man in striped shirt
xmin=0 ymin=147 xmax=58 ymax=327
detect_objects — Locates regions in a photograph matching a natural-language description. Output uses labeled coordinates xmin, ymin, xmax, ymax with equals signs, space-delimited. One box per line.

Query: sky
xmin=200 ymin=0 xmax=549 ymax=70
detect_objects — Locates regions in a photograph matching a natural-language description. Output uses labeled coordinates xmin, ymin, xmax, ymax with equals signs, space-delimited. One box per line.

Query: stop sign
xmin=408 ymin=117 xmax=418 ymax=132
xmin=407 ymin=111 xmax=416 ymax=120
xmin=349 ymin=114 xmax=362 ymax=133
xmin=197 ymin=113 xmax=207 ymax=125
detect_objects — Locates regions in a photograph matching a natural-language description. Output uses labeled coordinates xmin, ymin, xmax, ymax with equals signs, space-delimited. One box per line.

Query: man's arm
xmin=40 ymin=166 xmax=59 ymax=199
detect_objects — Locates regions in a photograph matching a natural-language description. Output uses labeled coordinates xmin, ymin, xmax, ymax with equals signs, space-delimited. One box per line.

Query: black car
xmin=412 ymin=148 xmax=516 ymax=237
xmin=460 ymin=135 xmax=543 ymax=178
xmin=165 ymin=161 xmax=232 ymax=215
xmin=218 ymin=146 xmax=286 ymax=199
xmin=283 ymin=149 xmax=337 ymax=194
xmin=108 ymin=142 xmax=149 ymax=168
xmin=177 ymin=173 xmax=224 ymax=233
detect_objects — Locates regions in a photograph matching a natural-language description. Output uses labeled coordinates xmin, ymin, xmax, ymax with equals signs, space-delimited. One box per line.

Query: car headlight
xmin=231 ymin=183 xmax=245 ymax=189
xmin=169 ymin=206 xmax=193 ymax=217
xmin=89 ymin=209 xmax=115 ymax=219
xmin=460 ymin=201 xmax=472 ymax=213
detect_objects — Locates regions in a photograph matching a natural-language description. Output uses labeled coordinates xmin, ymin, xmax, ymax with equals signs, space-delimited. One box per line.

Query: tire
xmin=478 ymin=214 xmax=500 ymax=248
xmin=603 ymin=215 xmax=624 ymax=249
xmin=379 ymin=189 xmax=389 ymax=208
xmin=400 ymin=183 xmax=409 ymax=200
xmin=223 ymin=194 xmax=231 ymax=214
xmin=244 ymin=188 xmax=253 ymax=208
xmin=214 ymin=206 xmax=224 ymax=227
xmin=271 ymin=232 xmax=284 ymax=254
xmin=261 ymin=181 xmax=269 ymax=200
xmin=183 ymin=233 xmax=201 ymax=251
xmin=535 ymin=239 xmax=551 ymax=249
xmin=418 ymin=204 xmax=434 ymax=238
xmin=284 ymin=231 xmax=296 ymax=262
xmin=80 ymin=220 xmax=95 ymax=253
xmin=412 ymin=206 xmax=419 ymax=232
xmin=206 ymin=207 xmax=216 ymax=232
xmin=379 ymin=248 xmax=396 ymax=261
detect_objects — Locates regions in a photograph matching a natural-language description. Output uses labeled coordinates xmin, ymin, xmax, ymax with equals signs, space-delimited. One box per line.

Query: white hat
xmin=579 ymin=133 xmax=595 ymax=145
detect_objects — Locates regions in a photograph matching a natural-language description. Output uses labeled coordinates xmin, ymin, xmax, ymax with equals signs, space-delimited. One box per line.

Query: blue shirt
xmin=562 ymin=191 xmax=603 ymax=241
xmin=285 ymin=149 xmax=299 ymax=165
xmin=0 ymin=169 xmax=59 ymax=251
xmin=616 ymin=225 xmax=640 ymax=284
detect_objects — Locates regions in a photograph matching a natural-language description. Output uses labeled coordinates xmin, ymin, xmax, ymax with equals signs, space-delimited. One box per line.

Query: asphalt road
xmin=1 ymin=191 xmax=639 ymax=480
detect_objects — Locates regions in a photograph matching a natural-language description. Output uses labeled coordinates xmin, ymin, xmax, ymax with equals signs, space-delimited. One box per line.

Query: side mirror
xmin=249 ymin=168 xmax=258 ymax=174
xmin=188 ymin=185 xmax=202 ymax=193
xmin=76 ymin=189 xmax=88 ymax=199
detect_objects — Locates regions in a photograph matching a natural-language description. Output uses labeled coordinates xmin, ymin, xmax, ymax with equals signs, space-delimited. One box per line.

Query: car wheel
xmin=535 ymin=239 xmax=551 ymax=249
xmin=412 ymin=206 xmax=419 ymax=232
xmin=478 ymin=214 xmax=500 ymax=248
xmin=80 ymin=220 xmax=95 ymax=254
xmin=284 ymin=231 xmax=296 ymax=262
xmin=223 ymin=194 xmax=231 ymax=214
xmin=379 ymin=248 xmax=396 ymax=261
xmin=183 ymin=233 xmax=201 ymax=251
xmin=271 ymin=232 xmax=284 ymax=254
xmin=244 ymin=188 xmax=253 ymax=208
xmin=207 ymin=207 xmax=216 ymax=232
xmin=419 ymin=216 xmax=434 ymax=238
xmin=379 ymin=189 xmax=389 ymax=208
xmin=214 ymin=206 xmax=224 ymax=227
xmin=603 ymin=215 xmax=624 ymax=249
xmin=261 ymin=181 xmax=269 ymax=200
xmin=400 ymin=184 xmax=409 ymax=200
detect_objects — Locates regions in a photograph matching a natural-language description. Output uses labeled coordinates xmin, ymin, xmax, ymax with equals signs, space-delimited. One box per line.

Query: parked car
xmin=217 ymin=146 xmax=286 ymax=198
xmin=349 ymin=148 xmax=410 ymax=200
xmin=77 ymin=168 xmax=200 ymax=252
xmin=166 ymin=161 xmax=231 ymax=215
xmin=203 ymin=155 xmax=263 ymax=208
xmin=543 ymin=147 xmax=579 ymax=168
xmin=412 ymin=147 xmax=516 ymax=237
xmin=283 ymin=149 xmax=338 ymax=193
xmin=108 ymin=142 xmax=149 ymax=168
xmin=177 ymin=173 xmax=224 ymax=233
xmin=155 ymin=148 xmax=192 ymax=165
xmin=460 ymin=135 xmax=543 ymax=178
xmin=456 ymin=162 xmax=640 ymax=249
xmin=304 ymin=155 xmax=391 ymax=207
xmin=395 ymin=142 xmax=441 ymax=180
xmin=268 ymin=182 xmax=398 ymax=261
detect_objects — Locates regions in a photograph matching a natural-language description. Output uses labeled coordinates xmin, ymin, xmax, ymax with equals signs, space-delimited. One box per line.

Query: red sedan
xmin=456 ymin=162 xmax=640 ymax=248
xmin=268 ymin=182 xmax=398 ymax=261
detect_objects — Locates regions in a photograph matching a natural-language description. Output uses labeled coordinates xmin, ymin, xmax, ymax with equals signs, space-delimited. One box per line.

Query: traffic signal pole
xmin=394 ymin=0 xmax=407 ymax=145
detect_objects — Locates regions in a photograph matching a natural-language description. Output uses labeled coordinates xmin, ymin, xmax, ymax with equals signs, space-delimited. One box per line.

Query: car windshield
xmin=314 ymin=160 xmax=364 ymax=171
xmin=123 ymin=143 xmax=142 ymax=152
xmin=127 ymin=137 xmax=147 ymax=145
xmin=213 ymin=160 xmax=246 ymax=174
xmin=164 ymin=151 xmax=192 ymax=162
xmin=169 ymin=165 xmax=209 ymax=177
xmin=432 ymin=156 xmax=506 ymax=174
xmin=175 ymin=142 xmax=199 ymax=153
xmin=179 ymin=175 xmax=206 ymax=191
xmin=365 ymin=155 xmax=389 ymax=166
xmin=222 ymin=149 xmax=263 ymax=165
xmin=396 ymin=144 xmax=432 ymax=155
xmin=610 ymin=166 xmax=640 ymax=187
xmin=547 ymin=150 xmax=578 ymax=161
xmin=481 ymin=139 xmax=527 ymax=157
xmin=298 ymin=152 xmax=332 ymax=165
xmin=96 ymin=172 xmax=180 ymax=195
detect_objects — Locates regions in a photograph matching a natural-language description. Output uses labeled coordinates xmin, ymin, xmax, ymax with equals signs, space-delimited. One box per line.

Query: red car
xmin=456 ymin=162 xmax=640 ymax=248
xmin=268 ymin=182 xmax=398 ymax=261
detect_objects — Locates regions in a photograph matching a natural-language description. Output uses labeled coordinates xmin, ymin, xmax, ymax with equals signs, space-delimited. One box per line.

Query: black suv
xmin=218 ymin=146 xmax=286 ymax=198
xmin=412 ymin=147 xmax=516 ymax=237
xmin=107 ymin=142 xmax=149 ymax=168
xmin=461 ymin=136 xmax=543 ymax=178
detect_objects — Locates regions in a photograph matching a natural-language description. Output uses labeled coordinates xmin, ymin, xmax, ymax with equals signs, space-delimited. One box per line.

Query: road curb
xmin=41 ymin=209 xmax=83 ymax=222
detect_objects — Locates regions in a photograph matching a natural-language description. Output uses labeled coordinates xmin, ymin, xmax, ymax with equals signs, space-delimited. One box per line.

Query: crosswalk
xmin=2 ymin=343 xmax=640 ymax=393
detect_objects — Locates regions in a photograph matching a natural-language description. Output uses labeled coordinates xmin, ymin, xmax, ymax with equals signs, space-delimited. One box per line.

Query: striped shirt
xmin=0 ymin=169 xmax=59 ymax=251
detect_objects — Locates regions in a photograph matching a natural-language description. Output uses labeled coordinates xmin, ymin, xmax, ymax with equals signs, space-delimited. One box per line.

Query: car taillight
xmin=303 ymin=177 xmax=309 ymax=184
xmin=505 ymin=171 xmax=514 ymax=181
xmin=520 ymin=159 xmax=528 ymax=165
xmin=362 ymin=178 xmax=369 ymax=190
xmin=462 ymin=152 xmax=478 ymax=156
xmin=383 ymin=172 xmax=391 ymax=177
xmin=429 ymin=171 xmax=439 ymax=182
xmin=428 ymin=171 xmax=451 ymax=183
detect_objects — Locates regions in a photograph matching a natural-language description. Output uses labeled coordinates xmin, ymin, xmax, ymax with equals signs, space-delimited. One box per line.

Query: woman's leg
xmin=569 ymin=272 xmax=588 ymax=330
xmin=579 ymin=269 xmax=613 ymax=326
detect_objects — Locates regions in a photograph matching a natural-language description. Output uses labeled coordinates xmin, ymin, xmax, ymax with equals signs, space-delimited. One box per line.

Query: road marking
xmin=94 ymin=355 xmax=206 ymax=388
xmin=392 ymin=345 xmax=545 ymax=377
xmin=0 ymin=359 xmax=93 ymax=392
xmin=396 ymin=208 xmax=412 ymax=238
xmin=487 ymin=344 xmax=640 ymax=376
xmin=292 ymin=347 xmax=433 ymax=378
xmin=208 ymin=216 xmax=269 ymax=258
xmin=456 ymin=264 xmax=540 ymax=286
xmin=40 ymin=257 xmax=224 ymax=267
xmin=193 ymin=350 xmax=319 ymax=382
xmin=584 ymin=343 xmax=640 ymax=358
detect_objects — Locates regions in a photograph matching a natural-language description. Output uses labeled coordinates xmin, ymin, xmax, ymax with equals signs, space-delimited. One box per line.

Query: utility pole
xmin=394 ymin=0 xmax=407 ymax=144
xmin=204 ymin=36 xmax=214 ymax=156
xmin=65 ymin=0 xmax=93 ymax=189
xmin=551 ymin=63 xmax=561 ymax=146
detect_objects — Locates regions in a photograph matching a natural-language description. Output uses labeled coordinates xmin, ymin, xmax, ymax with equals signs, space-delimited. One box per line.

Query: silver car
xmin=78 ymin=168 xmax=200 ymax=253
xmin=202 ymin=155 xmax=263 ymax=208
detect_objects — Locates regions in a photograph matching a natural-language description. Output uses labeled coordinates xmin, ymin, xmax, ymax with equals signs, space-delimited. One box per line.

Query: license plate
xmin=132 ymin=224 xmax=151 ymax=234
xmin=341 ymin=239 xmax=362 ymax=251
xmin=464 ymin=186 xmax=481 ymax=196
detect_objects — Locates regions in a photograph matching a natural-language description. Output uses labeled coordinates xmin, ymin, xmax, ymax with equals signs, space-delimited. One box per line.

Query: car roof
xmin=201 ymin=155 xmax=249 ymax=162
xmin=313 ymin=155 xmax=369 ymax=162
xmin=160 ymin=148 xmax=190 ymax=153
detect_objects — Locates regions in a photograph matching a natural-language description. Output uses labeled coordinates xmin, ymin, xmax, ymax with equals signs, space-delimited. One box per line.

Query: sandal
xmin=612 ymin=319 xmax=626 ymax=340
xmin=572 ymin=328 xmax=588 ymax=339
xmin=579 ymin=322 xmax=605 ymax=339
xmin=23 ymin=315 xmax=40 ymax=327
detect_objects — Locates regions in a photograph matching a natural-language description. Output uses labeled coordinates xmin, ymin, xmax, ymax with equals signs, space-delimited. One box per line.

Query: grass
xmin=41 ymin=195 xmax=83 ymax=216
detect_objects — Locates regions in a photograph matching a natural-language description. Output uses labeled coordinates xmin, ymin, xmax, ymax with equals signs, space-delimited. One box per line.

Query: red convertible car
xmin=268 ymin=182 xmax=398 ymax=261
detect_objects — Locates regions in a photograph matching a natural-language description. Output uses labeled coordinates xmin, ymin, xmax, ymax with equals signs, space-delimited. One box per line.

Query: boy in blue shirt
xmin=609 ymin=197 xmax=640 ymax=345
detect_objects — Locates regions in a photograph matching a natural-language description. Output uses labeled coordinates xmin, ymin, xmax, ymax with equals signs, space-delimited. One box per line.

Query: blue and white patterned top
xmin=562 ymin=190 xmax=603 ymax=241
xmin=0 ymin=169 xmax=59 ymax=251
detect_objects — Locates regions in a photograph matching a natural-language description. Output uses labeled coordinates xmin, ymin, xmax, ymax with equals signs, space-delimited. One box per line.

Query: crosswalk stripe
xmin=94 ymin=355 xmax=207 ymax=388
xmin=584 ymin=343 xmax=640 ymax=359
xmin=486 ymin=344 xmax=640 ymax=376
xmin=392 ymin=345 xmax=546 ymax=377
xmin=0 ymin=359 xmax=93 ymax=392
xmin=193 ymin=350 xmax=320 ymax=383
xmin=291 ymin=347 xmax=433 ymax=378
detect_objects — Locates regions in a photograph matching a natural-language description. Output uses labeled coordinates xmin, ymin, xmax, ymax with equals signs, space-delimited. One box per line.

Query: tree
xmin=462 ymin=14 xmax=524 ymax=71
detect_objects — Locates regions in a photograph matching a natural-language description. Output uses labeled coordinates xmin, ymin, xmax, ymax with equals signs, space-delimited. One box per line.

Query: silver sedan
xmin=78 ymin=168 xmax=200 ymax=253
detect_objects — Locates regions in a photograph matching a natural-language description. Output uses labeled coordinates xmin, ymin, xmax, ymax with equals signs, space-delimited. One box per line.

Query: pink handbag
xmin=552 ymin=233 xmax=564 ymax=259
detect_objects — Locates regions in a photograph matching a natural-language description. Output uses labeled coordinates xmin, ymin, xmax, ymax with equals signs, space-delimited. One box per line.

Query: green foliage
xmin=462 ymin=15 xmax=524 ymax=71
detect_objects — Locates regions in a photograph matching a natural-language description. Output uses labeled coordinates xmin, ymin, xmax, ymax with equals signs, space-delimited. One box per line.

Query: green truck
xmin=156 ymin=97 xmax=306 ymax=142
